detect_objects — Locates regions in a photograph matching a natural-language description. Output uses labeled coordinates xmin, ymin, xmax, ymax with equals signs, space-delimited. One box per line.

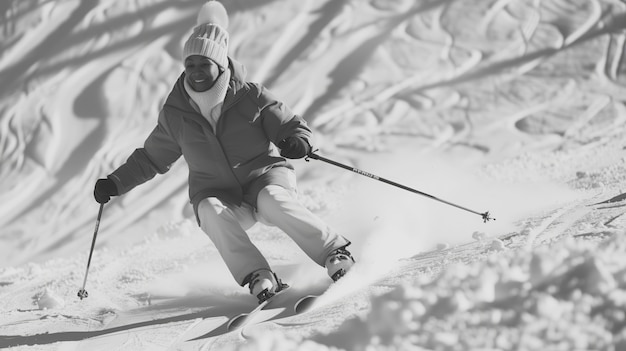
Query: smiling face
xmin=184 ymin=55 xmax=224 ymax=92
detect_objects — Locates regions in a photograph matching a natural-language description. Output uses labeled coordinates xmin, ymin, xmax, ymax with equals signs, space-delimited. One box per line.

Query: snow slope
xmin=1 ymin=0 xmax=626 ymax=350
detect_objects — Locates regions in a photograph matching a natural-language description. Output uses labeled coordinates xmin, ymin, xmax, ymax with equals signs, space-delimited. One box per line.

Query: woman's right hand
xmin=94 ymin=178 xmax=118 ymax=204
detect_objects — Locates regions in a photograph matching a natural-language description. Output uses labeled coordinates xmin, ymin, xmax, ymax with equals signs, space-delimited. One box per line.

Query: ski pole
xmin=306 ymin=152 xmax=495 ymax=223
xmin=77 ymin=203 xmax=105 ymax=300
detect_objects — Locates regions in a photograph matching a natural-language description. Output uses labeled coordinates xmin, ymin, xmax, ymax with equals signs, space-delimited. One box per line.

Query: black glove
xmin=278 ymin=136 xmax=310 ymax=159
xmin=94 ymin=178 xmax=118 ymax=204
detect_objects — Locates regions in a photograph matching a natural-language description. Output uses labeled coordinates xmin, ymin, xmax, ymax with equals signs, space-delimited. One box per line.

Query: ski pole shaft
xmin=78 ymin=203 xmax=104 ymax=300
xmin=306 ymin=152 xmax=494 ymax=223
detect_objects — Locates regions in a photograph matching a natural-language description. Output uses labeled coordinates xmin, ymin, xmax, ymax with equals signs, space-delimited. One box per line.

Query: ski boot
xmin=245 ymin=268 xmax=289 ymax=304
xmin=325 ymin=245 xmax=355 ymax=282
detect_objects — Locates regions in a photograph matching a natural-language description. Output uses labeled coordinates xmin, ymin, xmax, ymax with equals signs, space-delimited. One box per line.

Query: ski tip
xmin=294 ymin=295 xmax=317 ymax=314
xmin=226 ymin=314 xmax=247 ymax=332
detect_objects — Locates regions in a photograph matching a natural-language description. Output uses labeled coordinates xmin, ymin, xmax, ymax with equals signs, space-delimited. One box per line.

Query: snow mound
xmin=241 ymin=233 xmax=626 ymax=350
xmin=36 ymin=288 xmax=65 ymax=310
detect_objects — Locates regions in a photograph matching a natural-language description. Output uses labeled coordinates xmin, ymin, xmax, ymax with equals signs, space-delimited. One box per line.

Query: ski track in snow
xmin=2 ymin=0 xmax=626 ymax=350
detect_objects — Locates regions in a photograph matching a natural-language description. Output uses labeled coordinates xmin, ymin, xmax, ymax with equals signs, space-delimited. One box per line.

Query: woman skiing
xmin=93 ymin=1 xmax=354 ymax=303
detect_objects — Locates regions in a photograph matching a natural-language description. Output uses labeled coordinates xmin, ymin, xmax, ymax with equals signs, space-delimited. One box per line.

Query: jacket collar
xmin=165 ymin=57 xmax=249 ymax=115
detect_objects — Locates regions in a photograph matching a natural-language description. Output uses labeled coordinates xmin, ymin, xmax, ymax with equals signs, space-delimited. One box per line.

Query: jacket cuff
xmin=107 ymin=174 xmax=123 ymax=196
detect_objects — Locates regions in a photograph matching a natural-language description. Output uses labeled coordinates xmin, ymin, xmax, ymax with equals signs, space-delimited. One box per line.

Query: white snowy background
xmin=1 ymin=0 xmax=626 ymax=350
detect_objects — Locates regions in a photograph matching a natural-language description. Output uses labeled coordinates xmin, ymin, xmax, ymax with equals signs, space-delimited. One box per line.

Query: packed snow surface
xmin=1 ymin=0 xmax=626 ymax=350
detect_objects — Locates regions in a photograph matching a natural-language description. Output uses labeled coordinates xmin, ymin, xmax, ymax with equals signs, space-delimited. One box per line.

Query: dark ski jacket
xmin=108 ymin=58 xmax=312 ymax=216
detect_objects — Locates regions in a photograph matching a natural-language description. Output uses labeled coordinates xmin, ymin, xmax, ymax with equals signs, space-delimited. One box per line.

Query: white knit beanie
xmin=183 ymin=1 xmax=229 ymax=68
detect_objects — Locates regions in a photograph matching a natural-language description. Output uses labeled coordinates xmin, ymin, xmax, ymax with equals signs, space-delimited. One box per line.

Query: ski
xmin=293 ymin=268 xmax=350 ymax=314
xmin=292 ymin=276 xmax=343 ymax=314
xmin=225 ymin=288 xmax=290 ymax=331
xmin=294 ymin=294 xmax=319 ymax=314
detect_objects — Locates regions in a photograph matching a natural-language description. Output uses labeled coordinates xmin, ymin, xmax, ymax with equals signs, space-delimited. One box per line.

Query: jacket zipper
xmin=212 ymin=88 xmax=250 ymax=193
xmin=167 ymin=79 xmax=252 ymax=200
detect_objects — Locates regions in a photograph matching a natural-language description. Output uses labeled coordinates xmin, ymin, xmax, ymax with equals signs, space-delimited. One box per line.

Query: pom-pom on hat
xmin=183 ymin=1 xmax=229 ymax=68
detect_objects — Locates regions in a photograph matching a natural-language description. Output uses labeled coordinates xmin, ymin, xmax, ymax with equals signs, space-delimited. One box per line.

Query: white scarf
xmin=184 ymin=69 xmax=231 ymax=131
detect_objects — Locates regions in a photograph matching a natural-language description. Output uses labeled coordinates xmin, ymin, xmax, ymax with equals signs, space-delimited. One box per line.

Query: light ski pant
xmin=197 ymin=184 xmax=350 ymax=286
